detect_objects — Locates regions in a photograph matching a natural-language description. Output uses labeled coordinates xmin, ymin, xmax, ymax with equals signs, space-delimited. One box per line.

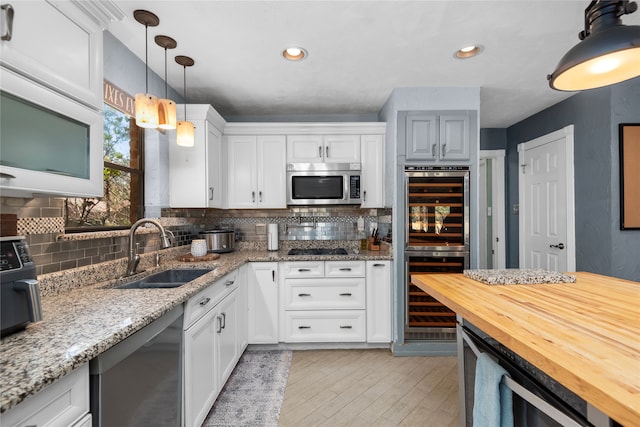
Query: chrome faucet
xmin=126 ymin=218 xmax=173 ymax=276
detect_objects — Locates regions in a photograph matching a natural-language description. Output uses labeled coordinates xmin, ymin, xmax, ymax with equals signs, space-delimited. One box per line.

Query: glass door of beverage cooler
xmin=405 ymin=166 xmax=469 ymax=251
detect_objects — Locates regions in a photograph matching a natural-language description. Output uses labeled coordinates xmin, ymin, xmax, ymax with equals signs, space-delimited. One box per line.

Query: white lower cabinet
xmin=366 ymin=261 xmax=392 ymax=343
xmin=282 ymin=261 xmax=367 ymax=343
xmin=0 ymin=364 xmax=90 ymax=427
xmin=183 ymin=269 xmax=244 ymax=427
xmin=248 ymin=262 xmax=279 ymax=344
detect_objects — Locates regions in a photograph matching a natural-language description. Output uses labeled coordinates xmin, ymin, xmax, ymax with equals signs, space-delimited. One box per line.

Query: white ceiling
xmin=108 ymin=1 xmax=640 ymax=128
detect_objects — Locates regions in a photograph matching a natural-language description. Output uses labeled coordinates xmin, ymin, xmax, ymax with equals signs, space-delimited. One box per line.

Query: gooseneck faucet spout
xmin=126 ymin=218 xmax=173 ymax=276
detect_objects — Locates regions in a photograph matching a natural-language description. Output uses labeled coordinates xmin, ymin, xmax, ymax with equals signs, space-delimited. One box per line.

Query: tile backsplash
xmin=1 ymin=196 xmax=392 ymax=275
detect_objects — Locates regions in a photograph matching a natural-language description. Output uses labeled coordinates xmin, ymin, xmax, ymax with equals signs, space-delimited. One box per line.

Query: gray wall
xmin=480 ymin=128 xmax=507 ymax=150
xmin=505 ymin=76 xmax=640 ymax=281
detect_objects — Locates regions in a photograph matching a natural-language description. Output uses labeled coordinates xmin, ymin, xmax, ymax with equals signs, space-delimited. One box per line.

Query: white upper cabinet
xmin=0 ymin=1 xmax=122 ymax=198
xmin=0 ymin=0 xmax=121 ymax=110
xmin=170 ymin=105 xmax=226 ymax=208
xmin=227 ymin=135 xmax=286 ymax=209
xmin=361 ymin=134 xmax=385 ymax=208
xmin=405 ymin=111 xmax=470 ymax=161
xmin=287 ymin=135 xmax=361 ymax=163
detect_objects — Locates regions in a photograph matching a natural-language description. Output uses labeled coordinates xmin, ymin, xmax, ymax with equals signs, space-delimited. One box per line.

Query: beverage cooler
xmin=404 ymin=165 xmax=469 ymax=341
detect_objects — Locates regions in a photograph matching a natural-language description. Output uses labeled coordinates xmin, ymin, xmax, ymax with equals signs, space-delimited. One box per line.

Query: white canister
xmin=267 ymin=224 xmax=278 ymax=251
xmin=190 ymin=239 xmax=208 ymax=257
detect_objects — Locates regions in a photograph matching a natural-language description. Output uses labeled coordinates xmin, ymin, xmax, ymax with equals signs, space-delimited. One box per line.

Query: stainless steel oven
xmin=287 ymin=162 xmax=361 ymax=205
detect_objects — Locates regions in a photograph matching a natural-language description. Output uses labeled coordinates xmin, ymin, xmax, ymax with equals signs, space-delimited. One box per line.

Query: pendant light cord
xmin=183 ymin=65 xmax=187 ymax=118
xmin=145 ymin=24 xmax=149 ymax=94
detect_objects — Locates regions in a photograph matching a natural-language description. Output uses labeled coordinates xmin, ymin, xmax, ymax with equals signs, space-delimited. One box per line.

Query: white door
xmin=518 ymin=126 xmax=575 ymax=272
xmin=323 ymin=135 xmax=361 ymax=163
xmin=248 ymin=263 xmax=279 ymax=344
xmin=207 ymin=124 xmax=223 ymax=208
xmin=257 ymin=135 xmax=287 ymax=208
xmin=361 ymin=134 xmax=384 ymax=208
xmin=227 ymin=136 xmax=257 ymax=208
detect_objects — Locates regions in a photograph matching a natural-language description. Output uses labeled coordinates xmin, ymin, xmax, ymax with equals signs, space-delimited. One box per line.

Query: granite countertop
xmin=0 ymin=247 xmax=392 ymax=413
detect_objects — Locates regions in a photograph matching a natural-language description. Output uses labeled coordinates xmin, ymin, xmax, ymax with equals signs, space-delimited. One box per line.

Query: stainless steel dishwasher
xmin=90 ymin=306 xmax=183 ymax=427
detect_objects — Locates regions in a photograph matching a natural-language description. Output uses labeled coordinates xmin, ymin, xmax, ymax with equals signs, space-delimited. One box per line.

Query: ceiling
xmin=108 ymin=1 xmax=640 ymax=128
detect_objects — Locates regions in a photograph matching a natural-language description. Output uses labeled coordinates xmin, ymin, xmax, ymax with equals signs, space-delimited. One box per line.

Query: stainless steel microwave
xmin=287 ymin=163 xmax=362 ymax=205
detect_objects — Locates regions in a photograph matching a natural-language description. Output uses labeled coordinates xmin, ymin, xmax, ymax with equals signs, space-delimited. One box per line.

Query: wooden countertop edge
xmin=411 ymin=272 xmax=640 ymax=427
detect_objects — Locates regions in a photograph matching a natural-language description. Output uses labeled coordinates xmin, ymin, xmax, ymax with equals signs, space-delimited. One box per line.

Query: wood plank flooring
xmin=278 ymin=349 xmax=459 ymax=427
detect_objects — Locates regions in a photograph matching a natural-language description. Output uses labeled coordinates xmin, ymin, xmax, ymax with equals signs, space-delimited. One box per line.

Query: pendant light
xmin=548 ymin=0 xmax=640 ymax=91
xmin=133 ymin=10 xmax=160 ymax=128
xmin=175 ymin=55 xmax=195 ymax=147
xmin=155 ymin=35 xmax=177 ymax=130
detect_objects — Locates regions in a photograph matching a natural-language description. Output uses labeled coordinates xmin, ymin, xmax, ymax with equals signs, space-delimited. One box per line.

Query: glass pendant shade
xmin=158 ymin=98 xmax=177 ymax=129
xmin=176 ymin=120 xmax=195 ymax=147
xmin=135 ymin=93 xmax=159 ymax=128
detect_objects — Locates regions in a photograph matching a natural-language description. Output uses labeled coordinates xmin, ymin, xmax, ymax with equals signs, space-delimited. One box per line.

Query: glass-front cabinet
xmin=0 ymin=68 xmax=103 ymax=197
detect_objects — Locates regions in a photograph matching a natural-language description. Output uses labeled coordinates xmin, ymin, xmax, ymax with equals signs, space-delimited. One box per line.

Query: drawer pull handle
xmin=225 ymin=280 xmax=235 ymax=287
xmin=298 ymin=293 xmax=311 ymax=297
xmin=373 ymin=263 xmax=385 ymax=267
xmin=221 ymin=312 xmax=226 ymax=329
xmin=339 ymin=268 xmax=352 ymax=272
xmin=339 ymin=293 xmax=352 ymax=297
xmin=340 ymin=325 xmax=353 ymax=329
xmin=0 ymin=172 xmax=17 ymax=179
xmin=298 ymin=325 xmax=311 ymax=329
xmin=298 ymin=268 xmax=311 ymax=272
xmin=199 ymin=297 xmax=211 ymax=306
xmin=1 ymin=4 xmax=14 ymax=41
xmin=216 ymin=316 xmax=223 ymax=333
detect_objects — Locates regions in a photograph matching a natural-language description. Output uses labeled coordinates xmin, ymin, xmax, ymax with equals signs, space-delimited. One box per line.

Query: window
xmin=64 ymin=104 xmax=144 ymax=230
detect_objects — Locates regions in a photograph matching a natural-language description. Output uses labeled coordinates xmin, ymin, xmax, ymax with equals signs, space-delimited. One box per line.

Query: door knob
xmin=549 ymin=243 xmax=565 ymax=250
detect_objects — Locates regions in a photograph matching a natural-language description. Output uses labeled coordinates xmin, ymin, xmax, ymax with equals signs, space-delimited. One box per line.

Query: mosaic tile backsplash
xmin=1 ymin=196 xmax=392 ymax=275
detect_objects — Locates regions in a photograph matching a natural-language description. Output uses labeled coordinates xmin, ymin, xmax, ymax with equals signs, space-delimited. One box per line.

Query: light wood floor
xmin=279 ymin=349 xmax=459 ymax=427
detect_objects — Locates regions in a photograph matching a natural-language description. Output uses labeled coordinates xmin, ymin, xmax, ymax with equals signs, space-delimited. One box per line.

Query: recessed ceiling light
xmin=455 ymin=45 xmax=483 ymax=59
xmin=283 ymin=47 xmax=307 ymax=61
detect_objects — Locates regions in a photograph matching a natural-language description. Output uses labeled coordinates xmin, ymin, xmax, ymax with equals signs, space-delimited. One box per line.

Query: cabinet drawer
xmin=325 ymin=261 xmax=365 ymax=277
xmin=282 ymin=261 xmax=324 ymax=278
xmin=284 ymin=278 xmax=365 ymax=310
xmin=283 ymin=310 xmax=366 ymax=342
xmin=184 ymin=270 xmax=238 ymax=329
xmin=1 ymin=364 xmax=89 ymax=427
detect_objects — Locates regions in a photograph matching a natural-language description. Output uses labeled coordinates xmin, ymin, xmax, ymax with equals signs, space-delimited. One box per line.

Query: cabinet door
xmin=439 ymin=114 xmax=469 ymax=160
xmin=286 ymin=135 xmax=323 ymax=163
xmin=361 ymin=134 xmax=384 ymax=208
xmin=366 ymin=261 xmax=392 ymax=343
xmin=217 ymin=290 xmax=238 ymax=387
xmin=0 ymin=1 xmax=103 ymax=109
xmin=405 ymin=112 xmax=438 ymax=160
xmin=323 ymin=135 xmax=361 ymax=163
xmin=170 ymin=119 xmax=208 ymax=207
xmin=207 ymin=124 xmax=224 ymax=208
xmin=248 ymin=263 xmax=279 ymax=344
xmin=184 ymin=308 xmax=218 ymax=427
xmin=236 ymin=265 xmax=249 ymax=353
xmin=257 ymin=136 xmax=287 ymax=208
xmin=227 ymin=135 xmax=258 ymax=208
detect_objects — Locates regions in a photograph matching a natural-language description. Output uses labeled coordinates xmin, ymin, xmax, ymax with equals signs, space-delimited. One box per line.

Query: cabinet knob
xmin=339 ymin=267 xmax=352 ymax=272
xmin=363 ymin=190 xmax=367 ymax=202
xmin=431 ymin=144 xmax=436 ymax=158
xmin=1 ymin=4 xmax=14 ymax=41
xmin=252 ymin=191 xmax=255 ymax=203
xmin=209 ymin=187 xmax=214 ymax=200
xmin=199 ymin=297 xmax=211 ymax=306
xmin=339 ymin=325 xmax=353 ymax=329
xmin=318 ymin=146 xmax=322 ymax=158
xmin=225 ymin=280 xmax=235 ymax=287
xmin=339 ymin=293 xmax=352 ymax=297
xmin=442 ymin=143 xmax=447 ymax=157
xmin=373 ymin=263 xmax=385 ymax=267
xmin=298 ymin=293 xmax=311 ymax=297
xmin=259 ymin=190 xmax=263 ymax=202
xmin=326 ymin=146 xmax=329 ymax=158
xmin=297 ymin=268 xmax=311 ymax=272
xmin=298 ymin=325 xmax=311 ymax=329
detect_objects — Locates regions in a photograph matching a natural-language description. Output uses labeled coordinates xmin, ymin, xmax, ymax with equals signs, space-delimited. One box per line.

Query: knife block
xmin=368 ymin=237 xmax=380 ymax=251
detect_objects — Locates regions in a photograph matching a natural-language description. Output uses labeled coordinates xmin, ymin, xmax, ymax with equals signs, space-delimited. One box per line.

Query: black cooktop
xmin=287 ymin=248 xmax=348 ymax=256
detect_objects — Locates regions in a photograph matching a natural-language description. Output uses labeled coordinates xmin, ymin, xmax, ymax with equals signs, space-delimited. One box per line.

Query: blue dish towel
xmin=473 ymin=352 xmax=514 ymax=427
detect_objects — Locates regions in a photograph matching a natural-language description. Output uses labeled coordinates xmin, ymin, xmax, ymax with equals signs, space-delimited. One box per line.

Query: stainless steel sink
xmin=115 ymin=268 xmax=213 ymax=289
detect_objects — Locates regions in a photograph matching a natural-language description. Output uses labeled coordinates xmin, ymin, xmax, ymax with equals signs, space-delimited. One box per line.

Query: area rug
xmin=202 ymin=350 xmax=293 ymax=427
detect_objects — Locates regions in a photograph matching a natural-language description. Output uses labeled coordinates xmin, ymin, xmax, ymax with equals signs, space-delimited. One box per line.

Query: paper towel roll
xmin=267 ymin=224 xmax=278 ymax=251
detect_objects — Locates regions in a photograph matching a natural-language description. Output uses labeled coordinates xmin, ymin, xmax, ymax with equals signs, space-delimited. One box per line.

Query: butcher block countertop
xmin=411 ymin=271 xmax=640 ymax=427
